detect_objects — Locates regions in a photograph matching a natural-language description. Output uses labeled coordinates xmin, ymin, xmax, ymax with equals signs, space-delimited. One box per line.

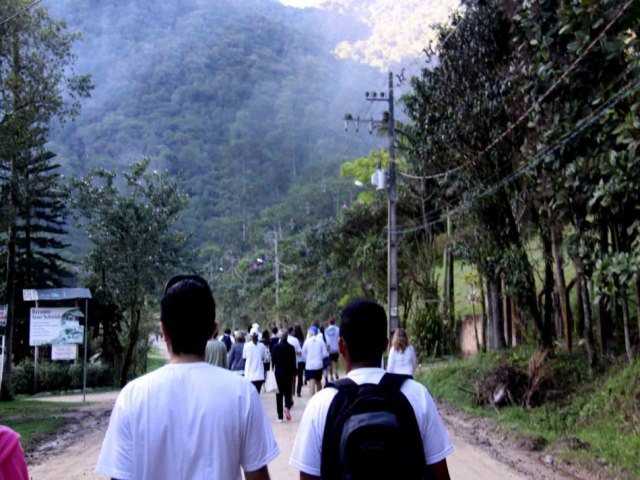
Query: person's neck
xmin=170 ymin=353 xmax=205 ymax=364
xmin=344 ymin=361 xmax=381 ymax=374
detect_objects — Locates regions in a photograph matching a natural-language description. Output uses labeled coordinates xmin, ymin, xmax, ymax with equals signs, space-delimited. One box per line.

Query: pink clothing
xmin=0 ymin=426 xmax=29 ymax=480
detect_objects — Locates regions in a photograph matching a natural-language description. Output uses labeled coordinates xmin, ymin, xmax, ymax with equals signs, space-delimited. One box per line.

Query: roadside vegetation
xmin=421 ymin=350 xmax=640 ymax=477
xmin=0 ymin=398 xmax=83 ymax=451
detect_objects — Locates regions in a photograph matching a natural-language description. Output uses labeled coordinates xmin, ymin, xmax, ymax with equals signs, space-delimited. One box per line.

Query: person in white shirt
xmin=289 ymin=299 xmax=452 ymax=480
xmin=324 ymin=317 xmax=340 ymax=381
xmin=301 ymin=326 xmax=328 ymax=396
xmin=244 ymin=328 xmax=269 ymax=393
xmin=96 ymin=275 xmax=278 ymax=480
xmin=387 ymin=327 xmax=418 ymax=377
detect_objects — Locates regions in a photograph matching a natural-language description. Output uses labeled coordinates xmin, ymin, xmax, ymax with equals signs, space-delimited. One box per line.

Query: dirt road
xmin=26 ymin=384 xmax=574 ymax=480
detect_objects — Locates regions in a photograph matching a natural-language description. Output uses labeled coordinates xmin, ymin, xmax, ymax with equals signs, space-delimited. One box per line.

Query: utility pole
xmin=346 ymin=72 xmax=398 ymax=338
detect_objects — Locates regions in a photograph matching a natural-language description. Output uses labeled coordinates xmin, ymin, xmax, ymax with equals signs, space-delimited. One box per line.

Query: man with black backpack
xmin=289 ymin=298 xmax=453 ymax=480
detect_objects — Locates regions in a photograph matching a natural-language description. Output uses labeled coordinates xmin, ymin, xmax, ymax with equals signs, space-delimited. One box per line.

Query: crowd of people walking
xmin=88 ymin=274 xmax=452 ymax=479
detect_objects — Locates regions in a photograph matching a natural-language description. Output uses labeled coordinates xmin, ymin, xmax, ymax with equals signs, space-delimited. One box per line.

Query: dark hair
xmin=161 ymin=275 xmax=216 ymax=356
xmin=271 ymin=326 xmax=279 ymax=335
xmin=340 ymin=299 xmax=387 ymax=364
xmin=293 ymin=324 xmax=304 ymax=343
xmin=224 ymin=328 xmax=231 ymax=335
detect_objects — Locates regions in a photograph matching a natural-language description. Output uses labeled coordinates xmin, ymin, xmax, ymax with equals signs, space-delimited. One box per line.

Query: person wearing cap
xmin=324 ymin=317 xmax=340 ymax=381
xmin=244 ymin=327 xmax=270 ymax=393
xmin=301 ymin=325 xmax=329 ymax=396
xmin=271 ymin=329 xmax=297 ymax=422
xmin=96 ymin=275 xmax=278 ymax=480
xmin=0 ymin=425 xmax=29 ymax=480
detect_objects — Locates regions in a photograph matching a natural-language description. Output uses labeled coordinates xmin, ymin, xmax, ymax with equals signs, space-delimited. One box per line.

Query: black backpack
xmin=320 ymin=373 xmax=427 ymax=480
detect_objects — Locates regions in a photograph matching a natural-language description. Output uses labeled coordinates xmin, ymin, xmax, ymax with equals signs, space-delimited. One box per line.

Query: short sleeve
xmin=95 ymin=391 xmax=134 ymax=479
xmin=240 ymin=383 xmax=279 ymax=472
xmin=289 ymin=389 xmax=334 ymax=476
xmin=421 ymin=389 xmax=455 ymax=465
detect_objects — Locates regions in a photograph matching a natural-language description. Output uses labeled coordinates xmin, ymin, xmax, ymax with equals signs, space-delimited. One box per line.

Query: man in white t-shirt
xmin=96 ymin=275 xmax=279 ymax=480
xmin=244 ymin=328 xmax=269 ymax=393
xmin=323 ymin=317 xmax=340 ymax=381
xmin=290 ymin=299 xmax=453 ymax=480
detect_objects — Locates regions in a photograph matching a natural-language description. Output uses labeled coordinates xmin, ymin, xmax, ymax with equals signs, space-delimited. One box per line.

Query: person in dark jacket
xmin=271 ymin=328 xmax=297 ymax=422
xmin=221 ymin=328 xmax=233 ymax=352
xmin=228 ymin=331 xmax=246 ymax=374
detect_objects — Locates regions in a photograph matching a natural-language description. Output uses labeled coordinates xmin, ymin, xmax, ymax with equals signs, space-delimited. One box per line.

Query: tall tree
xmin=0 ymin=0 xmax=91 ymax=398
xmin=72 ymin=158 xmax=190 ymax=386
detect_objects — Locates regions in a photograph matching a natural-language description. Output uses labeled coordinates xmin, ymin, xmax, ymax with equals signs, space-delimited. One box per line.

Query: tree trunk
xmin=120 ymin=306 xmax=141 ymax=387
xmin=480 ymin=278 xmax=487 ymax=352
xmin=576 ymin=278 xmax=585 ymax=339
xmin=542 ymin=232 xmax=555 ymax=344
xmin=551 ymin=226 xmax=572 ymax=350
xmin=488 ymin=276 xmax=506 ymax=350
xmin=636 ymin=278 xmax=640 ymax=349
xmin=1 ymin=224 xmax=17 ymax=400
xmin=575 ymin=264 xmax=597 ymax=372
xmin=504 ymin=291 xmax=512 ymax=348
xmin=611 ymin=224 xmax=634 ymax=362
xmin=597 ymin=218 xmax=611 ymax=352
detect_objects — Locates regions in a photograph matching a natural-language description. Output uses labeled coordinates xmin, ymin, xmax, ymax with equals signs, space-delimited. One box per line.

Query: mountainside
xmin=44 ymin=0 xmax=386 ymax=248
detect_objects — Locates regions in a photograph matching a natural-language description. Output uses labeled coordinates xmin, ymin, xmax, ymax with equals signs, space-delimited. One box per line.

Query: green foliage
xmin=71 ymin=158 xmax=191 ymax=385
xmin=0 ymin=0 xmax=92 ymax=398
xmin=410 ymin=307 xmax=452 ymax=360
xmin=422 ymin=352 xmax=640 ymax=476
xmin=11 ymin=358 xmax=114 ymax=394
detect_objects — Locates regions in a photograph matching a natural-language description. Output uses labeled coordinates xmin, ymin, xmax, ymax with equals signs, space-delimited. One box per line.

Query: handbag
xmin=265 ymin=369 xmax=278 ymax=393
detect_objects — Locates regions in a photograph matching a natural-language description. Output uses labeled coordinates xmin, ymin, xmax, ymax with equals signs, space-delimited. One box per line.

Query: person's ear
xmin=209 ymin=322 xmax=218 ymax=339
xmin=161 ymin=323 xmax=173 ymax=354
xmin=338 ymin=336 xmax=347 ymax=355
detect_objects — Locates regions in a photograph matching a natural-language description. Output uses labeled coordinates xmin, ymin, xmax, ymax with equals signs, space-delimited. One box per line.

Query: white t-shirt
xmin=289 ymin=367 xmax=453 ymax=477
xmin=96 ymin=362 xmax=279 ymax=480
xmin=387 ymin=345 xmax=418 ymax=376
xmin=287 ymin=336 xmax=303 ymax=363
xmin=324 ymin=325 xmax=340 ymax=353
xmin=243 ymin=341 xmax=268 ymax=381
xmin=301 ymin=335 xmax=328 ymax=370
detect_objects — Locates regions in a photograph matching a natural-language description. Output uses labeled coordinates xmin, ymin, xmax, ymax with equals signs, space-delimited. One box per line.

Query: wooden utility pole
xmin=345 ymin=72 xmax=398 ymax=338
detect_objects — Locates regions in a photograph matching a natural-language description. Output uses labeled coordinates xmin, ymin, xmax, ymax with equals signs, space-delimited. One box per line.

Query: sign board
xmin=52 ymin=344 xmax=78 ymax=361
xmin=0 ymin=304 xmax=7 ymax=327
xmin=23 ymin=288 xmax=92 ymax=302
xmin=29 ymin=308 xmax=85 ymax=346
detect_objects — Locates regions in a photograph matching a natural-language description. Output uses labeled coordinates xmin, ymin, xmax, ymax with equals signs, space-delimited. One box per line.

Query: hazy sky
xmin=279 ymin=0 xmax=324 ymax=6
xmin=278 ymin=0 xmax=460 ymax=69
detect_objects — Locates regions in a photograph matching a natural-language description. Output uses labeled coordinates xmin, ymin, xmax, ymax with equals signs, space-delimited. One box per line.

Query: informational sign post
xmin=52 ymin=344 xmax=78 ymax=361
xmin=23 ymin=288 xmax=92 ymax=401
xmin=29 ymin=308 xmax=84 ymax=346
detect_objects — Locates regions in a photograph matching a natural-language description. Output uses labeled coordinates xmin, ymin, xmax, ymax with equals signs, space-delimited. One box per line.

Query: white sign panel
xmin=0 ymin=305 xmax=7 ymax=327
xmin=52 ymin=344 xmax=78 ymax=361
xmin=29 ymin=308 xmax=85 ymax=346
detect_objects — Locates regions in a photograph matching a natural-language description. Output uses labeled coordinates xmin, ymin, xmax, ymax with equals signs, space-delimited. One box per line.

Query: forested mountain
xmin=45 ymin=0 xmax=386 ymax=249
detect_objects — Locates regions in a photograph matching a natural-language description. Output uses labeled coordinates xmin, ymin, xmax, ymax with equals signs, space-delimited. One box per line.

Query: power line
xmin=395 ymin=0 xmax=635 ymax=182
xmin=0 ymin=0 xmax=42 ymax=27
xmin=390 ymin=78 xmax=640 ymax=235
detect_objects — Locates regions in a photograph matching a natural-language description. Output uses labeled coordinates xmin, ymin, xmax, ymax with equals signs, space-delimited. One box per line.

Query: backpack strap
xmin=324 ymin=377 xmax=357 ymax=391
xmin=378 ymin=372 xmax=413 ymax=390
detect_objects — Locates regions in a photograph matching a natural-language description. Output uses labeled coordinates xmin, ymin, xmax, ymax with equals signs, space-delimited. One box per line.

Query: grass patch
xmin=147 ymin=345 xmax=167 ymax=373
xmin=419 ymin=349 xmax=640 ymax=477
xmin=0 ymin=398 xmax=83 ymax=450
